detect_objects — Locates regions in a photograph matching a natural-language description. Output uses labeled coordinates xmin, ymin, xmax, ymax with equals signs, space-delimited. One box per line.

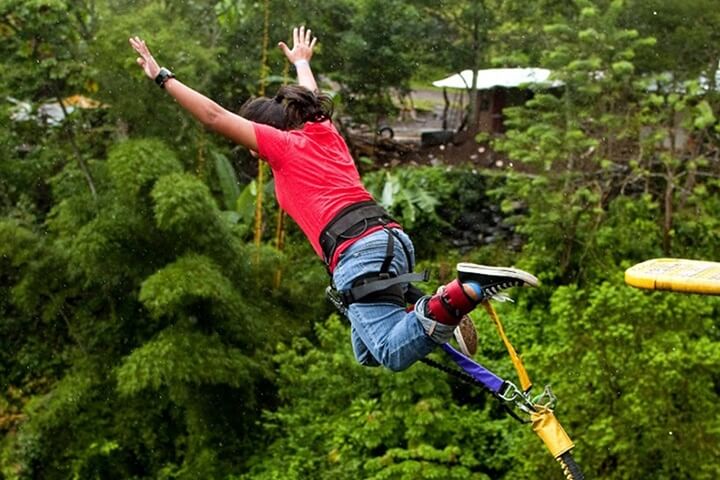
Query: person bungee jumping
xmin=129 ymin=26 xmax=538 ymax=371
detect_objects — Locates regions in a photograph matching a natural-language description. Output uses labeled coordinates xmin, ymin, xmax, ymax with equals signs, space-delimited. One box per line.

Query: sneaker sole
xmin=453 ymin=316 xmax=478 ymax=357
xmin=457 ymin=263 xmax=540 ymax=288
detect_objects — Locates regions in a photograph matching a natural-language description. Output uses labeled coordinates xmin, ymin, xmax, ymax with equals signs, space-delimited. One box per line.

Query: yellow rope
xmin=481 ymin=301 xmax=532 ymax=392
xmin=253 ymin=165 xmax=265 ymax=250
xmin=258 ymin=0 xmax=270 ymax=97
xmin=273 ymin=208 xmax=285 ymax=288
xmin=483 ymin=300 xmax=579 ymax=476
xmin=253 ymin=0 xmax=271 ymax=255
xmin=272 ymin=59 xmax=291 ymax=289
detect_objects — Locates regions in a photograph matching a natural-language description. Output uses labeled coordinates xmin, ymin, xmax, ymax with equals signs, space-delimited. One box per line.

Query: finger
xmin=131 ymin=39 xmax=144 ymax=54
xmin=278 ymin=41 xmax=290 ymax=55
xmin=305 ymin=28 xmax=312 ymax=44
xmin=310 ymin=37 xmax=317 ymax=49
xmin=292 ymin=27 xmax=298 ymax=46
xmin=299 ymin=25 xmax=305 ymax=43
xmin=136 ymin=57 xmax=145 ymax=66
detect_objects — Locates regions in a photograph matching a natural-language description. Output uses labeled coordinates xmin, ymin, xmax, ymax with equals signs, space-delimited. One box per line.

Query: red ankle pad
xmin=426 ymin=279 xmax=477 ymax=325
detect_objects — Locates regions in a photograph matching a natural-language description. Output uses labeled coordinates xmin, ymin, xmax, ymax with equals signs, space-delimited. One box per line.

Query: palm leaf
xmin=212 ymin=151 xmax=241 ymax=210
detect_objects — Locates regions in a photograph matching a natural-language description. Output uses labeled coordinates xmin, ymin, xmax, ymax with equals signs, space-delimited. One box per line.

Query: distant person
xmin=129 ymin=26 xmax=538 ymax=371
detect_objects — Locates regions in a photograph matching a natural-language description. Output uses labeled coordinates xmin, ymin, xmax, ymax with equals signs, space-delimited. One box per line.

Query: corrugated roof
xmin=432 ymin=68 xmax=563 ymax=90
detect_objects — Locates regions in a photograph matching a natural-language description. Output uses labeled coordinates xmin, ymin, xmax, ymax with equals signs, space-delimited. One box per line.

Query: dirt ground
xmin=348 ymin=87 xmax=508 ymax=170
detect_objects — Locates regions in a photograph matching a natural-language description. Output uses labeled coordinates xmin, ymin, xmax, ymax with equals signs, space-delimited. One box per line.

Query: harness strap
xmin=343 ymin=271 xmax=428 ymax=306
xmin=441 ymin=343 xmax=505 ymax=394
xmin=388 ymin=227 xmax=414 ymax=272
xmin=380 ymin=228 xmax=395 ymax=273
xmin=320 ymin=201 xmax=393 ymax=266
xmin=338 ymin=226 xmax=428 ymax=307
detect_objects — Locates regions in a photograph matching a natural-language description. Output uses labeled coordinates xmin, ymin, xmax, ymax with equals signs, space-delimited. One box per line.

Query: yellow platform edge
xmin=625 ymin=258 xmax=720 ymax=295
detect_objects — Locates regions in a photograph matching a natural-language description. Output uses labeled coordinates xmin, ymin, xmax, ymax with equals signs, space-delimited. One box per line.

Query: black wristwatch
xmin=154 ymin=67 xmax=175 ymax=88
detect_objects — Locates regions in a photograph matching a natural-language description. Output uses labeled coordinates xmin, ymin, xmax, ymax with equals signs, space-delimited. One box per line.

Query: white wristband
xmin=294 ymin=59 xmax=310 ymax=68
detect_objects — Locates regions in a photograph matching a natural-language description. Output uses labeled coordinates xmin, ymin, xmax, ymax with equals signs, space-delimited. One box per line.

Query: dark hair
xmin=239 ymin=84 xmax=334 ymax=130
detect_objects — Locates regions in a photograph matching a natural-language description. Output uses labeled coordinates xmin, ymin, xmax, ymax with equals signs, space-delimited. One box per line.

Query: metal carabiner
xmin=499 ymin=381 xmax=537 ymax=415
xmin=531 ymin=384 xmax=558 ymax=410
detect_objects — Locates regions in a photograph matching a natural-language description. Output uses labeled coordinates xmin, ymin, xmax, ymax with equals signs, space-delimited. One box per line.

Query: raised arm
xmin=278 ymin=26 xmax=318 ymax=93
xmin=129 ymin=36 xmax=258 ymax=151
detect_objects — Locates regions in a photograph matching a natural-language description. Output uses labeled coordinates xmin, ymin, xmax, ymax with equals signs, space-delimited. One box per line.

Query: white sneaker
xmin=457 ymin=263 xmax=539 ymax=302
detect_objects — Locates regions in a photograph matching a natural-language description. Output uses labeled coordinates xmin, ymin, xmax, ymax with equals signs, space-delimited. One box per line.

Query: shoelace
xmin=483 ymin=280 xmax=522 ymax=302
xmin=484 ymin=280 xmax=521 ymax=295
xmin=489 ymin=293 xmax=514 ymax=302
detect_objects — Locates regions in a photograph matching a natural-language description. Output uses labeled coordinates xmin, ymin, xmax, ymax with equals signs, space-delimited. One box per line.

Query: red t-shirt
xmin=253 ymin=120 xmax=390 ymax=270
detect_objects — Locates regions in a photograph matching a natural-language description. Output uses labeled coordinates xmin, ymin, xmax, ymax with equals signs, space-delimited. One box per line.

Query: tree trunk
xmin=663 ymin=173 xmax=674 ymax=255
xmin=56 ymin=95 xmax=97 ymax=200
xmin=468 ymin=3 xmax=482 ymax=133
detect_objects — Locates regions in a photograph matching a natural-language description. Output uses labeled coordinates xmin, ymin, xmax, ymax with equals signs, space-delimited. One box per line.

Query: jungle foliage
xmin=1 ymin=0 xmax=720 ymax=479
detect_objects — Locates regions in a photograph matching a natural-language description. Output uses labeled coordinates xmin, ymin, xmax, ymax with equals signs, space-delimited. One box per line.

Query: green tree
xmin=0 ymin=138 xmax=322 ymax=479
xmin=92 ymin=0 xmax=226 ymax=165
xmin=333 ymin=0 xmax=421 ymax=127
xmin=486 ymin=0 xmax=577 ymax=66
xmin=412 ymin=0 xmax=495 ymax=127
xmin=486 ymin=1 xmax=720 ymax=477
xmin=239 ymin=316 xmax=527 ymax=480
xmin=3 ymin=1 xmax=720 ymax=478
xmin=494 ymin=0 xmax=661 ymax=282
xmin=0 ymin=0 xmax=103 ymax=201
xmin=512 ymin=281 xmax=720 ymax=479
xmin=623 ymin=0 xmax=720 ymax=82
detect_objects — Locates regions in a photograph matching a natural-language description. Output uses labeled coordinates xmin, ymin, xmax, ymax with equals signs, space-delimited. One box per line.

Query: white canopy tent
xmin=432 ymin=68 xmax=563 ymax=90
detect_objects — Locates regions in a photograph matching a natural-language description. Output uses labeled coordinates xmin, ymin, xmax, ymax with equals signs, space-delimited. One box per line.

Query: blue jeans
xmin=332 ymin=229 xmax=457 ymax=371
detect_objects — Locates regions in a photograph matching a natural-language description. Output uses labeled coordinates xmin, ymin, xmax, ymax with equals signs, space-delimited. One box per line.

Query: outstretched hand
xmin=278 ymin=25 xmax=317 ymax=64
xmin=129 ymin=36 xmax=161 ymax=80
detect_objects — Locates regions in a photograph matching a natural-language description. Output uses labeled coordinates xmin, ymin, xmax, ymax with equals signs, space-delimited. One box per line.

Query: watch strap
xmin=154 ymin=67 xmax=175 ymax=88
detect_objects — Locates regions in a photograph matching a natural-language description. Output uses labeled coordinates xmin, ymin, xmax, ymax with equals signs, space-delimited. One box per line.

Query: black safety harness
xmin=320 ymin=201 xmax=428 ymax=307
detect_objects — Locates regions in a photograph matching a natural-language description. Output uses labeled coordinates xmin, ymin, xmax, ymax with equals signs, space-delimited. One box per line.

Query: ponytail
xmin=240 ymin=84 xmax=333 ymax=131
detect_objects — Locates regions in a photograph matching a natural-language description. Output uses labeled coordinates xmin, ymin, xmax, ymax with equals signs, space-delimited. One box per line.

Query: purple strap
xmin=441 ymin=343 xmax=505 ymax=394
